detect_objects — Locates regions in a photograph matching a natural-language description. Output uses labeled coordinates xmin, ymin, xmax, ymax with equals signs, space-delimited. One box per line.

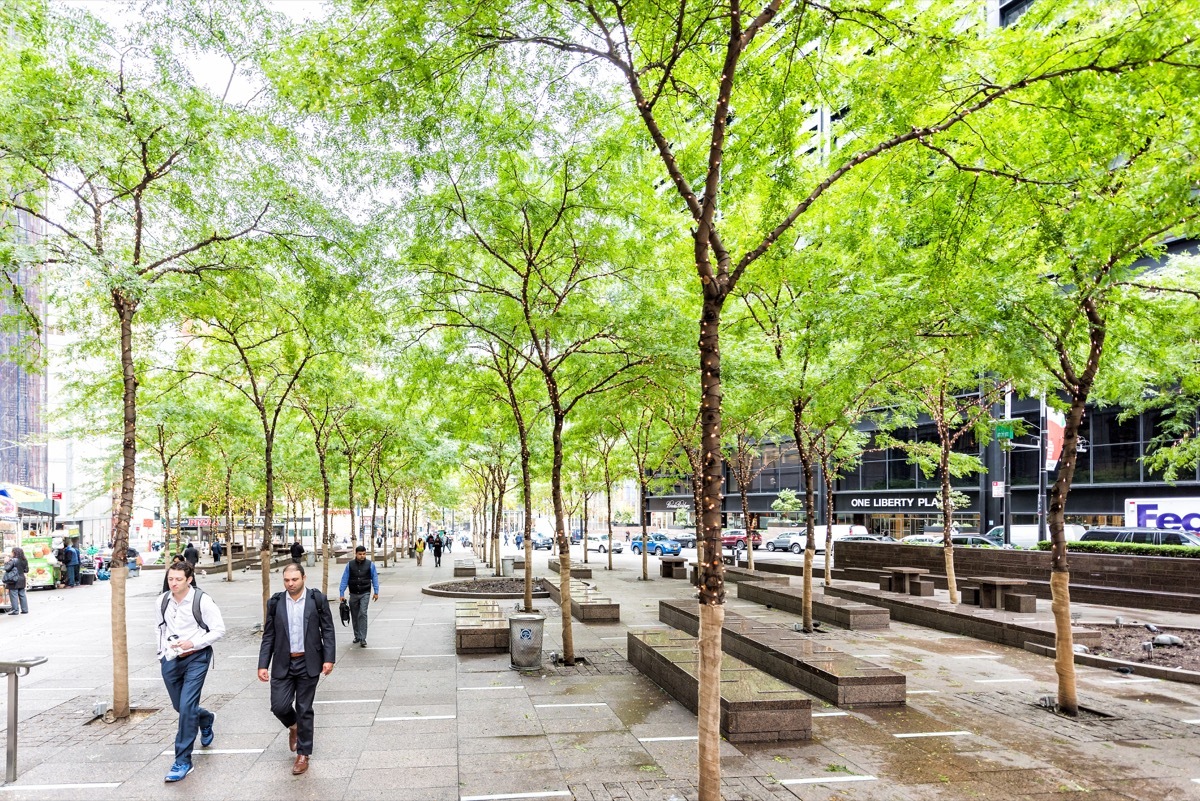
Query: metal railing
xmin=1 ymin=657 xmax=48 ymax=784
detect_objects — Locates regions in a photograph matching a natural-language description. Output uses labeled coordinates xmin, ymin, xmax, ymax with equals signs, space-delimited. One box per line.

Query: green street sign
xmin=996 ymin=422 xmax=1015 ymax=440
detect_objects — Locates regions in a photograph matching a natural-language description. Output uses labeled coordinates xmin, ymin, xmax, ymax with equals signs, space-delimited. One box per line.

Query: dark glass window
xmin=1000 ymin=0 xmax=1035 ymax=27
xmin=1090 ymin=444 xmax=1140 ymax=483
xmin=1090 ymin=408 xmax=1139 ymax=447
xmin=862 ymin=459 xmax=887 ymax=490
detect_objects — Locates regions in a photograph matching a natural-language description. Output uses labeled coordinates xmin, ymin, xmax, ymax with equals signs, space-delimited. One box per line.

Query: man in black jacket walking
xmin=257 ymin=563 xmax=335 ymax=776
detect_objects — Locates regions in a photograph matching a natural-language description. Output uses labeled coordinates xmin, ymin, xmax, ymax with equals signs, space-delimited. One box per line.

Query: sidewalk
xmin=0 ymin=550 xmax=1198 ymax=800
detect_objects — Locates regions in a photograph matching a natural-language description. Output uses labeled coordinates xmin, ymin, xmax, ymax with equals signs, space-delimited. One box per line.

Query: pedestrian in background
xmin=290 ymin=539 xmax=305 ymax=563
xmin=414 ymin=537 xmax=425 ymax=566
xmin=258 ymin=563 xmax=335 ymax=776
xmin=183 ymin=542 xmax=199 ymax=568
xmin=339 ymin=545 xmax=379 ymax=648
xmin=156 ymin=560 xmax=226 ymax=782
xmin=211 ymin=539 xmax=222 ymax=563
xmin=3 ymin=547 xmax=29 ymax=615
xmin=432 ymin=533 xmax=444 ymax=568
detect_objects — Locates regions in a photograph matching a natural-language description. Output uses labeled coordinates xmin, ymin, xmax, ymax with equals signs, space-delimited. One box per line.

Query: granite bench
xmin=737 ymin=581 xmax=890 ymax=630
xmin=454 ymin=599 xmax=508 ymax=654
xmin=547 ymin=558 xmax=592 ymax=579
xmin=627 ymin=629 xmax=812 ymax=742
xmin=545 ymin=577 xmax=619 ymax=622
xmin=659 ymin=556 xmax=688 ymax=579
xmin=690 ymin=563 xmax=789 ymax=586
xmin=1004 ymin=593 xmax=1037 ymax=613
xmin=660 ymin=599 xmax=905 ymax=707
xmin=910 ymin=579 xmax=935 ymax=597
xmin=822 ymin=584 xmax=1102 ymax=650
xmin=453 ymin=559 xmax=478 ymax=578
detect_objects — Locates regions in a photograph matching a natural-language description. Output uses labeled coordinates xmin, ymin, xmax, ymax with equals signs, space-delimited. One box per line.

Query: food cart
xmin=0 ymin=496 xmax=16 ymax=609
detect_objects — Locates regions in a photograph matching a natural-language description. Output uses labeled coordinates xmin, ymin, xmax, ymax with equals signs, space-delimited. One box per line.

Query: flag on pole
xmin=1044 ymin=403 xmax=1065 ymax=471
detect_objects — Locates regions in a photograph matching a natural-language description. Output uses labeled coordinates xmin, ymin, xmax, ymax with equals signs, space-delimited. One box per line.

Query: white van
xmin=983 ymin=524 xmax=1086 ymax=549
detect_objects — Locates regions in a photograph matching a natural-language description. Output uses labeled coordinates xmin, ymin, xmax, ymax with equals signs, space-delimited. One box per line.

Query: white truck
xmin=1124 ymin=498 xmax=1200 ymax=533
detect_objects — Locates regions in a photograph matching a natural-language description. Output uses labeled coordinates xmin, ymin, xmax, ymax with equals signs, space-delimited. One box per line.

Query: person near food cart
xmin=64 ymin=539 xmax=81 ymax=587
xmin=4 ymin=547 xmax=30 ymax=615
xmin=338 ymin=545 xmax=379 ymax=648
xmin=155 ymin=559 xmax=226 ymax=783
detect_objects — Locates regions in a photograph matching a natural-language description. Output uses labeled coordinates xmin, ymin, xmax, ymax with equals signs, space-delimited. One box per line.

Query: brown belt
xmin=290 ymin=652 xmax=304 ymax=658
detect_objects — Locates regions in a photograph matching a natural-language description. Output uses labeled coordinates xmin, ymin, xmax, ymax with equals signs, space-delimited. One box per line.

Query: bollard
xmin=1 ymin=657 xmax=48 ymax=784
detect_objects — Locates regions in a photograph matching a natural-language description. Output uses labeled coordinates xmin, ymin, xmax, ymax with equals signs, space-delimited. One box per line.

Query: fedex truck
xmin=1124 ymin=498 xmax=1200 ymax=532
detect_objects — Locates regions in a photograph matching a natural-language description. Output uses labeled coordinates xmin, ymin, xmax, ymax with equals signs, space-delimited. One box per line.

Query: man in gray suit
xmin=257 ymin=563 xmax=336 ymax=775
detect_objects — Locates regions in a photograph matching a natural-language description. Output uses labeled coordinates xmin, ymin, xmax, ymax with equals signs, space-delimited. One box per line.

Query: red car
xmin=720 ymin=529 xmax=762 ymax=550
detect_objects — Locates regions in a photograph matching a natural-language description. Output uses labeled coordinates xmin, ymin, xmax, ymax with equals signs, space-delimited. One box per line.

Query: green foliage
xmin=1035 ymin=541 xmax=1200 ymax=559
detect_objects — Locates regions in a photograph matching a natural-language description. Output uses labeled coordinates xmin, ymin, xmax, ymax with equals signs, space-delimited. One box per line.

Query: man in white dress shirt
xmin=156 ymin=560 xmax=226 ymax=782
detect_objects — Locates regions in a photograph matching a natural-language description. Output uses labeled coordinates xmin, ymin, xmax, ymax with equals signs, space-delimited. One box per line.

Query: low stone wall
xmin=829 ymin=542 xmax=1200 ymax=613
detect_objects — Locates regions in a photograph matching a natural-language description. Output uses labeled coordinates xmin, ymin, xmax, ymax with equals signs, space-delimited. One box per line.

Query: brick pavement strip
xmin=568 ymin=777 xmax=797 ymax=801
xmin=960 ymin=690 xmax=1197 ymax=741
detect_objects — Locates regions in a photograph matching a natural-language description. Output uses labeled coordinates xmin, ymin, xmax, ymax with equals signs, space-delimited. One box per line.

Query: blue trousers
xmin=66 ymin=564 xmax=80 ymax=586
xmin=161 ymin=648 xmax=214 ymax=765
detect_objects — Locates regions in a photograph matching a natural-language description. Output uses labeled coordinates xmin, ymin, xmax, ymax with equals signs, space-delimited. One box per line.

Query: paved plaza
xmin=1 ymin=548 xmax=1199 ymax=800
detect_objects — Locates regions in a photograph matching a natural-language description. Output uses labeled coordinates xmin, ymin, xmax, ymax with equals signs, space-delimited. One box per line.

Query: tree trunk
xmin=740 ymin=481 xmax=754 ymax=571
xmin=640 ymin=477 xmax=650 ymax=582
xmin=261 ymin=432 xmax=275 ymax=624
xmin=795 ymin=422 xmax=816 ymax=633
xmin=695 ymin=295 xmax=727 ymax=801
xmin=1048 ymin=394 xmax=1089 ymax=715
xmin=551 ymin=411 xmax=575 ymax=665
xmin=605 ymin=477 xmax=614 ymax=572
xmin=224 ymin=466 xmax=234 ymax=584
xmin=110 ymin=292 xmax=138 ymax=720
xmin=940 ymin=444 xmax=960 ymax=604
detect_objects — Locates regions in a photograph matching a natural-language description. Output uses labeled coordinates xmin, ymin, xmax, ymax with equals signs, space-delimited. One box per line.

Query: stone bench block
xmin=1003 ymin=593 xmax=1037 ymax=614
xmin=960 ymin=586 xmax=981 ymax=606
xmin=455 ymin=599 xmax=508 ymax=654
xmin=547 ymin=558 xmax=592 ymax=579
xmin=660 ymin=599 xmax=905 ymax=708
xmin=453 ymin=560 xmax=478 ymax=578
xmin=737 ymin=581 xmax=890 ymax=631
xmin=910 ymin=579 xmax=934 ymax=597
xmin=628 ymin=629 xmax=812 ymax=742
xmin=878 ymin=575 xmax=893 ymax=592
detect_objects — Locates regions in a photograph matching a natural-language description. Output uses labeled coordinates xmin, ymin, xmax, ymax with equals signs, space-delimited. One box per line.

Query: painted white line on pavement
xmin=780 ymin=775 xmax=876 ymax=786
xmin=953 ymin=655 xmax=1001 ymax=660
xmin=637 ymin=736 xmax=697 ymax=742
xmin=812 ymin=711 xmax=850 ymax=717
xmin=160 ymin=748 xmax=264 ymax=755
xmin=1183 ymin=719 xmax=1200 ymax=724
xmin=1100 ymin=678 xmax=1158 ymax=684
xmin=975 ymin=678 xmax=1034 ymax=684
xmin=377 ymin=618 xmax=413 ymax=621
xmin=459 ymin=686 xmax=524 ymax=691
xmin=0 ymin=783 xmax=122 ymax=791
xmin=460 ymin=792 xmax=572 ymax=801
xmin=376 ymin=715 xmax=456 ymax=722
xmin=414 ymin=622 xmax=444 ymax=627
xmin=533 ymin=703 xmax=607 ymax=709
xmin=25 ymin=687 xmax=95 ymax=692
xmin=906 ymin=690 xmax=939 ymax=695
xmin=894 ymin=730 xmax=972 ymax=739
xmin=313 ymin=699 xmax=381 ymax=705
xmin=364 ymin=647 xmax=407 ymax=650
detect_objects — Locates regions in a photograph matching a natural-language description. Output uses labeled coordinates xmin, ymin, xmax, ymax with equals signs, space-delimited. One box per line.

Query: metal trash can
xmin=509 ymin=613 xmax=544 ymax=670
xmin=306 ymin=552 xmax=315 ymax=567
xmin=501 ymin=556 xmax=515 ymax=577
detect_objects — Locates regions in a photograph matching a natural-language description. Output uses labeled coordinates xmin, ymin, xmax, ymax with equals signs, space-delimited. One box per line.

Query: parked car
xmin=631 ymin=532 xmax=682 ymax=556
xmin=950 ymin=534 xmax=1004 ymax=548
xmin=530 ymin=532 xmax=554 ymax=551
xmin=720 ymin=528 xmax=762 ymax=550
xmin=585 ymin=534 xmax=623 ymax=553
xmin=983 ymin=524 xmax=1086 ymax=548
xmin=900 ymin=534 xmax=941 ymax=545
xmin=837 ymin=533 xmax=889 ymax=543
xmin=765 ymin=532 xmax=805 ymax=554
xmin=672 ymin=530 xmax=697 ymax=548
xmin=1079 ymin=527 xmax=1200 ymax=547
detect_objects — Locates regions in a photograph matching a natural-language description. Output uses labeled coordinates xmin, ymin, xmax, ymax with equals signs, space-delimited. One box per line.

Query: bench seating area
xmin=455 ymin=599 xmax=508 ymax=654
xmin=627 ymin=630 xmax=812 ymax=742
xmin=690 ymin=563 xmax=789 ymax=586
xmin=659 ymin=600 xmax=905 ymax=708
xmin=822 ymin=584 xmax=1102 ymax=650
xmin=547 ymin=558 xmax=592 ymax=580
xmin=659 ymin=556 xmax=688 ymax=579
xmin=454 ymin=559 xmax=478 ymax=577
xmin=545 ymin=577 xmax=619 ymax=622
xmin=737 ymin=582 xmax=890 ymax=630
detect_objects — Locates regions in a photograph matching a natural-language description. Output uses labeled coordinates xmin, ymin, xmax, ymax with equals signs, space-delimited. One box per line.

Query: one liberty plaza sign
xmin=835 ymin=491 xmax=980 ymax=514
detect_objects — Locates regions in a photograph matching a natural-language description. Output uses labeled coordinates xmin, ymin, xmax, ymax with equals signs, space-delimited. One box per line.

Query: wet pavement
xmin=0 ymin=547 xmax=1198 ymax=800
